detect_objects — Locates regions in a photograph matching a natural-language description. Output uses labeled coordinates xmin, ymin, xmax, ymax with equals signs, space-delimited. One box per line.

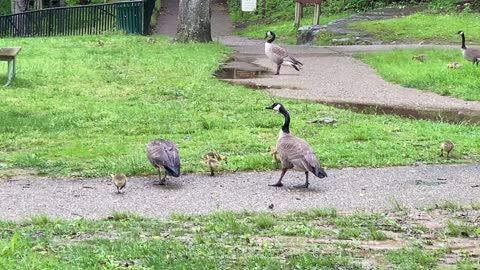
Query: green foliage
xmin=355 ymin=48 xmax=480 ymax=100
xmin=352 ymin=12 xmax=480 ymax=44
xmin=444 ymin=221 xmax=480 ymax=237
xmin=0 ymin=1 xmax=10 ymax=15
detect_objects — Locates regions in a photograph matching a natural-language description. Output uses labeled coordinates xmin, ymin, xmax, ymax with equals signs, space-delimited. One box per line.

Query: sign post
xmin=241 ymin=0 xmax=257 ymax=12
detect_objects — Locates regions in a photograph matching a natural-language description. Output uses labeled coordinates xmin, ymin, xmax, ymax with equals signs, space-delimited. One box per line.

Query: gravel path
xmin=1 ymin=1 xmax=479 ymax=221
xmin=1 ymin=164 xmax=479 ymax=220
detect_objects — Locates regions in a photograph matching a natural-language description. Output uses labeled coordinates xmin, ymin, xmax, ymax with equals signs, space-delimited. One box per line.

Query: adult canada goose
xmin=202 ymin=152 xmax=227 ymax=176
xmin=111 ymin=173 xmax=127 ymax=193
xmin=146 ymin=139 xmax=181 ymax=185
xmin=265 ymin=31 xmax=303 ymax=75
xmin=457 ymin=31 xmax=480 ymax=66
xmin=265 ymin=103 xmax=327 ymax=188
xmin=440 ymin=140 xmax=454 ymax=158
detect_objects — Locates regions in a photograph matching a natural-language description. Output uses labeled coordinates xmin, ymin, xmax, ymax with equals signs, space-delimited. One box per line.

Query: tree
xmin=176 ymin=0 xmax=212 ymax=43
xmin=11 ymin=0 xmax=27 ymax=13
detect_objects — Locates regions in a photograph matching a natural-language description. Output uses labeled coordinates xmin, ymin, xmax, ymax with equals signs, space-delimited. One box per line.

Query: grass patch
xmin=234 ymin=13 xmax=349 ymax=45
xmin=1 ymin=35 xmax=480 ymax=177
xmin=1 ymin=207 xmax=479 ymax=269
xmin=355 ymin=48 xmax=480 ymax=100
xmin=351 ymin=12 xmax=480 ymax=44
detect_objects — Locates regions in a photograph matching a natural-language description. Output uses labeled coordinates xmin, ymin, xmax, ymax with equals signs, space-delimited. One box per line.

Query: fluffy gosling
xmin=440 ymin=140 xmax=454 ymax=158
xmin=412 ymin=54 xmax=426 ymax=62
xmin=97 ymin=40 xmax=105 ymax=46
xmin=147 ymin=37 xmax=156 ymax=44
xmin=111 ymin=173 xmax=127 ymax=193
xmin=447 ymin=62 xmax=462 ymax=69
xmin=268 ymin=145 xmax=281 ymax=164
xmin=202 ymin=152 xmax=227 ymax=176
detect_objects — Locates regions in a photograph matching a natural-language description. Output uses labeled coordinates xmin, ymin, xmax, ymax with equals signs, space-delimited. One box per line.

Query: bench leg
xmin=4 ymin=60 xmax=13 ymax=87
xmin=12 ymin=58 xmax=16 ymax=80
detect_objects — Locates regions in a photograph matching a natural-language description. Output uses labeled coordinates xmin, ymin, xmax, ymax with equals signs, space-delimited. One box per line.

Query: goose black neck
xmin=279 ymin=106 xmax=290 ymax=133
xmin=461 ymin=33 xmax=467 ymax=49
xmin=266 ymin=34 xmax=276 ymax=43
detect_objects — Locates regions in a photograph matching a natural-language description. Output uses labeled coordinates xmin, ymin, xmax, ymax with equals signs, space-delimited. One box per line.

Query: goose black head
xmin=265 ymin=102 xmax=283 ymax=111
xmin=457 ymin=30 xmax=464 ymax=36
xmin=265 ymin=31 xmax=276 ymax=42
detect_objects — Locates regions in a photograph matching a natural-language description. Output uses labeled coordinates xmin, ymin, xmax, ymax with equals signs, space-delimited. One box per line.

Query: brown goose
xmin=146 ymin=139 xmax=180 ymax=185
xmin=265 ymin=103 xmax=327 ymax=188
xmin=265 ymin=31 xmax=303 ymax=75
xmin=457 ymin=31 xmax=480 ymax=66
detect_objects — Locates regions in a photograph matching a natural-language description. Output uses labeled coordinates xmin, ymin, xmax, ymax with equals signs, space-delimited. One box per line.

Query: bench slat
xmin=0 ymin=47 xmax=22 ymax=61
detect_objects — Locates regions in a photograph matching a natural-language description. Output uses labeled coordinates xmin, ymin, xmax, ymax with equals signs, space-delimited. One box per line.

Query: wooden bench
xmin=0 ymin=47 xmax=21 ymax=87
xmin=294 ymin=0 xmax=324 ymax=28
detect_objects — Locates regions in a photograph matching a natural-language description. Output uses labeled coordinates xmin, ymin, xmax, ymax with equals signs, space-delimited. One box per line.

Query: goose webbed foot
xmin=269 ymin=182 xmax=283 ymax=187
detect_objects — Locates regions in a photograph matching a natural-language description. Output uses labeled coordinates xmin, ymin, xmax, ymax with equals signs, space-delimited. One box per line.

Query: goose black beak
xmin=265 ymin=106 xmax=273 ymax=109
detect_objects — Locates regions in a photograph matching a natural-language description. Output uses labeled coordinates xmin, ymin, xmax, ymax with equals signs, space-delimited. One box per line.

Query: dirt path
xmin=1 ymin=163 xmax=479 ymax=220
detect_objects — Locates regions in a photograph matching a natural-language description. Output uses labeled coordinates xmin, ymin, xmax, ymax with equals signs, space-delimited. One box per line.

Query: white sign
xmin=242 ymin=0 xmax=257 ymax=12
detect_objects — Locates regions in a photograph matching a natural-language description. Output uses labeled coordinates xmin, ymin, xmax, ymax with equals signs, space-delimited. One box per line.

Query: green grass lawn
xmin=0 ymin=205 xmax=479 ymax=269
xmin=1 ymin=35 xmax=480 ymax=177
xmin=354 ymin=48 xmax=480 ymax=100
xmin=351 ymin=12 xmax=480 ymax=44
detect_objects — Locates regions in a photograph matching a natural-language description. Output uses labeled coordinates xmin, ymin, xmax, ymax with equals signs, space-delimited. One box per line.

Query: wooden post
xmin=313 ymin=3 xmax=320 ymax=25
xmin=294 ymin=2 xmax=302 ymax=28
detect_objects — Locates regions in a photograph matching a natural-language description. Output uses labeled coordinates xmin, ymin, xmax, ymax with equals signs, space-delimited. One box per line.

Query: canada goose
xmin=412 ymin=54 xmax=426 ymax=62
xmin=265 ymin=31 xmax=303 ymax=75
xmin=146 ymin=139 xmax=181 ymax=185
xmin=265 ymin=103 xmax=327 ymax=188
xmin=202 ymin=152 xmax=227 ymax=176
xmin=111 ymin=173 xmax=127 ymax=193
xmin=268 ymin=145 xmax=281 ymax=164
xmin=457 ymin=31 xmax=480 ymax=66
xmin=447 ymin=62 xmax=462 ymax=69
xmin=440 ymin=140 xmax=454 ymax=158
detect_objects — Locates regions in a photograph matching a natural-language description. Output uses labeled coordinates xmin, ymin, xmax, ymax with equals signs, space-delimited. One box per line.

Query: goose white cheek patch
xmin=273 ymin=104 xmax=281 ymax=111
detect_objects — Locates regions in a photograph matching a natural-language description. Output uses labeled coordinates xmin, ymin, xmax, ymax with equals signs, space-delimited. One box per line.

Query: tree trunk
xmin=11 ymin=0 xmax=27 ymax=13
xmin=11 ymin=0 xmax=28 ymax=36
xmin=176 ymin=0 xmax=212 ymax=43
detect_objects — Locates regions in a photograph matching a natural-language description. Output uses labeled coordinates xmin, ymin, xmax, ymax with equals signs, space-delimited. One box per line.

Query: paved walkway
xmin=1 ymin=164 xmax=479 ymax=220
xmin=0 ymin=1 xmax=479 ymax=220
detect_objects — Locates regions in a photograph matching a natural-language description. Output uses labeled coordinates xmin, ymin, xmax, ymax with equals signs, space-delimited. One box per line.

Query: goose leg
xmin=294 ymin=172 xmax=309 ymax=189
xmin=269 ymin=168 xmax=287 ymax=187
xmin=210 ymin=168 xmax=215 ymax=176
xmin=275 ymin=64 xmax=281 ymax=75
xmin=157 ymin=168 xmax=166 ymax=185
xmin=439 ymin=149 xmax=444 ymax=157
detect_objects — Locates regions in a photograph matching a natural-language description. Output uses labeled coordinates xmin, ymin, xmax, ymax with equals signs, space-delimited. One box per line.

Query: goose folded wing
xmin=271 ymin=45 xmax=289 ymax=59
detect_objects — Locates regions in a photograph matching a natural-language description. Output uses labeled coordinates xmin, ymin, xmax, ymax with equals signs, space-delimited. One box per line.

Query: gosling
xmin=147 ymin=37 xmax=156 ymax=44
xmin=440 ymin=140 xmax=454 ymax=158
xmin=412 ymin=54 xmax=426 ymax=62
xmin=111 ymin=173 xmax=127 ymax=193
xmin=447 ymin=62 xmax=461 ymax=69
xmin=202 ymin=152 xmax=227 ymax=176
xmin=268 ymin=145 xmax=281 ymax=164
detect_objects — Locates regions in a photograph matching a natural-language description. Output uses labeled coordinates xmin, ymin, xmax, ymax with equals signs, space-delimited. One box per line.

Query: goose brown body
xmin=146 ymin=139 xmax=180 ymax=185
xmin=266 ymin=103 xmax=327 ymax=188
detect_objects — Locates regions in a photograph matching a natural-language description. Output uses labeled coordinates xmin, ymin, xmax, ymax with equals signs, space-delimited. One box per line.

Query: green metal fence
xmin=0 ymin=1 xmax=150 ymax=38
